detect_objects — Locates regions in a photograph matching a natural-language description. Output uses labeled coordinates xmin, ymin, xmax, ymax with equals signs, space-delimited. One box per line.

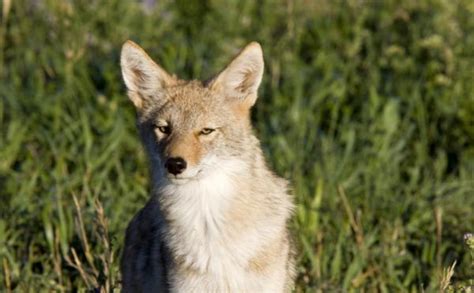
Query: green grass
xmin=1 ymin=0 xmax=473 ymax=291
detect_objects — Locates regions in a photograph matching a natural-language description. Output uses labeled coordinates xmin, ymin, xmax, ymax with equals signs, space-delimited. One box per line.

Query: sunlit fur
xmin=120 ymin=40 xmax=295 ymax=292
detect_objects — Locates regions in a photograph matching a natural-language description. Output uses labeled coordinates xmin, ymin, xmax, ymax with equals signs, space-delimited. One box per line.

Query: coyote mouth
xmin=167 ymin=175 xmax=192 ymax=182
xmin=166 ymin=169 xmax=202 ymax=184
xmin=167 ymin=177 xmax=190 ymax=185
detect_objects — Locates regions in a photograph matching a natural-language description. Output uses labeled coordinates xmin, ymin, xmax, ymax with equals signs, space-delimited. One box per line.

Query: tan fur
xmin=120 ymin=40 xmax=295 ymax=292
xmin=164 ymin=133 xmax=202 ymax=167
xmin=248 ymin=235 xmax=284 ymax=273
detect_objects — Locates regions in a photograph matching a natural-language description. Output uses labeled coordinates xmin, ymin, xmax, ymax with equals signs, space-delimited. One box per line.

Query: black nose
xmin=165 ymin=157 xmax=187 ymax=175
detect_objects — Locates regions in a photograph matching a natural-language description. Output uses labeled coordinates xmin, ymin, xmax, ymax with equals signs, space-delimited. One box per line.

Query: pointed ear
xmin=120 ymin=40 xmax=174 ymax=109
xmin=209 ymin=42 xmax=264 ymax=107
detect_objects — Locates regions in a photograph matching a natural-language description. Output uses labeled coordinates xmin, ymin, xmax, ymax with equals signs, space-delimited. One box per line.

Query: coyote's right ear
xmin=120 ymin=40 xmax=173 ymax=109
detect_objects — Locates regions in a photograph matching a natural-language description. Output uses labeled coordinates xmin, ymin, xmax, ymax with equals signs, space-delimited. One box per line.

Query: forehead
xmin=165 ymin=81 xmax=215 ymax=112
xmin=149 ymin=81 xmax=229 ymax=124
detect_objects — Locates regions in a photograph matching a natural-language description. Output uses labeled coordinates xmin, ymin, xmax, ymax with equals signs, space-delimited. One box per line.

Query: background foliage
xmin=1 ymin=0 xmax=473 ymax=291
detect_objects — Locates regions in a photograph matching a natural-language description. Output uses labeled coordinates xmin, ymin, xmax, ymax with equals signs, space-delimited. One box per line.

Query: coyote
xmin=120 ymin=40 xmax=295 ymax=292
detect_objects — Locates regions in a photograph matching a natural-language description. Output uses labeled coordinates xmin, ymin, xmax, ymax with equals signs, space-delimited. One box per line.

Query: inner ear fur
xmin=209 ymin=42 xmax=264 ymax=108
xmin=120 ymin=40 xmax=174 ymax=109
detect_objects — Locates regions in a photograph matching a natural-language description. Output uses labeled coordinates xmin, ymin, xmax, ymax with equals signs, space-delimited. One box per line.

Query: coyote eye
xmin=200 ymin=128 xmax=215 ymax=135
xmin=155 ymin=125 xmax=171 ymax=135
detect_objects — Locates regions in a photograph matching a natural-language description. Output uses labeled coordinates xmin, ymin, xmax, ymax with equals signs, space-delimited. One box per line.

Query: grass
xmin=1 ymin=0 xmax=473 ymax=291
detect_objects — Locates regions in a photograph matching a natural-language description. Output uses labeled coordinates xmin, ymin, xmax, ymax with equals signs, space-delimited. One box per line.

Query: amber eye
xmin=155 ymin=125 xmax=171 ymax=135
xmin=200 ymin=128 xmax=215 ymax=135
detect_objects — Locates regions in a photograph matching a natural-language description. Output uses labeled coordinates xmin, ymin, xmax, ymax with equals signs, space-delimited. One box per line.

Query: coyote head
xmin=120 ymin=41 xmax=264 ymax=184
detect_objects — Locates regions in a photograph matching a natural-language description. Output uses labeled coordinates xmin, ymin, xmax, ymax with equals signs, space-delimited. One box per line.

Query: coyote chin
xmin=120 ymin=40 xmax=295 ymax=292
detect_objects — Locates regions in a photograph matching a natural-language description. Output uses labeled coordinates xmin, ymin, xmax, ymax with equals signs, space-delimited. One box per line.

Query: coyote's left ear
xmin=209 ymin=42 xmax=264 ymax=108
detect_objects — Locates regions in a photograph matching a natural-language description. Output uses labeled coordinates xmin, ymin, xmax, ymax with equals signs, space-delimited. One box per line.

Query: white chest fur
xmin=158 ymin=160 xmax=286 ymax=292
xmin=160 ymin=164 xmax=236 ymax=271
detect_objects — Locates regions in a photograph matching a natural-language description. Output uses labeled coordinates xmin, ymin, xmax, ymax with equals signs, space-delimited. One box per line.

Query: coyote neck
xmin=156 ymin=155 xmax=274 ymax=274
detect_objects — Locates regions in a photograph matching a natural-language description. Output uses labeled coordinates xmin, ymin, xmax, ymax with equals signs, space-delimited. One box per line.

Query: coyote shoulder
xmin=120 ymin=40 xmax=295 ymax=292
